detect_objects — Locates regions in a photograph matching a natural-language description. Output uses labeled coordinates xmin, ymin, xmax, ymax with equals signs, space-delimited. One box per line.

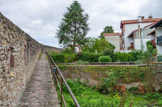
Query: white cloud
xmin=0 ymin=0 xmax=161 ymax=48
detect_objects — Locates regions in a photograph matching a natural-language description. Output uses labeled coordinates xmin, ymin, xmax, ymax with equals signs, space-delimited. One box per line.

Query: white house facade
xmin=120 ymin=16 xmax=162 ymax=51
xmin=104 ymin=33 xmax=122 ymax=52
xmin=150 ymin=20 xmax=162 ymax=55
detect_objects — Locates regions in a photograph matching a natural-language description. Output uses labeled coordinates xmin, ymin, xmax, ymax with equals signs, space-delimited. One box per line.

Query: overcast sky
xmin=0 ymin=0 xmax=162 ymax=48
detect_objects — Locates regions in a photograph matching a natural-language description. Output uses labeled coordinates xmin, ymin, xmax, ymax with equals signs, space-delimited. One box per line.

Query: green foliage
xmin=50 ymin=53 xmax=65 ymax=63
xmin=50 ymin=52 xmax=76 ymax=63
xmin=113 ymin=52 xmax=133 ymax=62
xmin=57 ymin=1 xmax=89 ymax=52
xmin=93 ymin=38 xmax=114 ymax=54
xmin=100 ymin=72 xmax=117 ymax=93
xmin=146 ymin=41 xmax=157 ymax=55
xmin=102 ymin=43 xmax=115 ymax=57
xmin=112 ymin=50 xmax=143 ymax=62
xmin=100 ymin=26 xmax=114 ymax=38
xmin=98 ymin=56 xmax=112 ymax=62
xmin=82 ymin=37 xmax=115 ymax=54
xmin=144 ymin=92 xmax=161 ymax=101
xmin=75 ymin=52 xmax=101 ymax=62
xmin=74 ymin=60 xmax=89 ymax=65
xmin=64 ymin=54 xmax=76 ymax=63
xmin=128 ymin=87 xmax=139 ymax=92
xmin=59 ymin=65 xmax=148 ymax=83
xmin=57 ymin=79 xmax=161 ymax=107
xmin=62 ymin=48 xmax=73 ymax=54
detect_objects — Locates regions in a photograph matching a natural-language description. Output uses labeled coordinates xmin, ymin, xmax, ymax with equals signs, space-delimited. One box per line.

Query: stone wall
xmin=0 ymin=12 xmax=42 ymax=106
xmin=43 ymin=45 xmax=63 ymax=53
xmin=60 ymin=65 xmax=162 ymax=92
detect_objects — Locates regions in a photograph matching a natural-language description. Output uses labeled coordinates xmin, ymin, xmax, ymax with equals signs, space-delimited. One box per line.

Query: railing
xmin=46 ymin=52 xmax=80 ymax=107
xmin=157 ymin=35 xmax=162 ymax=45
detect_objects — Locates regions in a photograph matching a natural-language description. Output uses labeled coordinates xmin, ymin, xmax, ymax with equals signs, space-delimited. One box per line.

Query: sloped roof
xmin=147 ymin=30 xmax=155 ymax=36
xmin=127 ymin=23 xmax=155 ymax=38
xmin=103 ymin=33 xmax=122 ymax=36
xmin=127 ymin=29 xmax=138 ymax=38
xmin=150 ymin=19 xmax=162 ymax=28
xmin=121 ymin=18 xmax=162 ymax=28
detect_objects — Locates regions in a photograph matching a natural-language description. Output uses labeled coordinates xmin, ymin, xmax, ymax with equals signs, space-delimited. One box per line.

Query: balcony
xmin=128 ymin=42 xmax=134 ymax=50
xmin=151 ymin=39 xmax=156 ymax=46
xmin=157 ymin=35 xmax=162 ymax=45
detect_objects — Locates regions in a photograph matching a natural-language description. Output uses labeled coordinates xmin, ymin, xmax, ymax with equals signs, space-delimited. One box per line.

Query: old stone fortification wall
xmin=0 ymin=12 xmax=42 ymax=106
xmin=43 ymin=45 xmax=63 ymax=53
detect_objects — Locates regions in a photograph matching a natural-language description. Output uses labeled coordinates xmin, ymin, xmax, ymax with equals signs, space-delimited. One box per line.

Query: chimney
xmin=138 ymin=16 xmax=144 ymax=22
xmin=148 ymin=14 xmax=153 ymax=19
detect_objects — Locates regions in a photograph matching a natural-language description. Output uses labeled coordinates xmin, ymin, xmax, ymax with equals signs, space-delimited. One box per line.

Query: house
xmin=127 ymin=23 xmax=155 ymax=51
xmin=150 ymin=20 xmax=162 ymax=55
xmin=103 ymin=33 xmax=122 ymax=52
xmin=120 ymin=16 xmax=162 ymax=51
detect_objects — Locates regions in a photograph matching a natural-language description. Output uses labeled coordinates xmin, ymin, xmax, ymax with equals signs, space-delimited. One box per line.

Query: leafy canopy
xmin=57 ymin=1 xmax=89 ymax=52
xmin=82 ymin=37 xmax=115 ymax=54
xmin=100 ymin=26 xmax=114 ymax=38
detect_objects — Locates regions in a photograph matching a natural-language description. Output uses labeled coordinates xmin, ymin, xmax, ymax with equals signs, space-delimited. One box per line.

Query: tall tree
xmin=57 ymin=1 xmax=89 ymax=52
xmin=100 ymin=26 xmax=114 ymax=38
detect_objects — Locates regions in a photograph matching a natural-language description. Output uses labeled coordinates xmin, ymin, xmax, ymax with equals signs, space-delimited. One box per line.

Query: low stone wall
xmin=0 ymin=12 xmax=42 ymax=106
xmin=59 ymin=65 xmax=162 ymax=91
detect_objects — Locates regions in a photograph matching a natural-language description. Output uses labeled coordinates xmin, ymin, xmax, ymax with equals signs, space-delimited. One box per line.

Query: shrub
xmin=50 ymin=53 xmax=65 ymax=63
xmin=75 ymin=52 xmax=101 ymax=62
xmin=112 ymin=52 xmax=138 ymax=62
xmin=64 ymin=54 xmax=76 ymax=63
xmin=99 ymin=56 xmax=112 ymax=62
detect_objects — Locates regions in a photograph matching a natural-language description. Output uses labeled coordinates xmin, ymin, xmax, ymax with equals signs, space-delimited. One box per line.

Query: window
xmin=10 ymin=54 xmax=15 ymax=68
xmin=0 ymin=39 xmax=2 ymax=46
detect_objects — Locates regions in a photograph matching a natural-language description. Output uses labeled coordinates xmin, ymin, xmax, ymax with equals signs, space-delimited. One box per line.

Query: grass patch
xmin=57 ymin=79 xmax=162 ymax=107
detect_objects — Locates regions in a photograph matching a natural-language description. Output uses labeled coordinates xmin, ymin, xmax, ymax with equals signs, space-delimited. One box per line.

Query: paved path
xmin=19 ymin=54 xmax=59 ymax=107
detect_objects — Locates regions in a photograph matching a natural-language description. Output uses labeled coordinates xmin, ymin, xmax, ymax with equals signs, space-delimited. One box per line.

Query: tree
xmin=100 ymin=26 xmax=114 ymax=38
xmin=82 ymin=37 xmax=115 ymax=54
xmin=57 ymin=1 xmax=89 ymax=52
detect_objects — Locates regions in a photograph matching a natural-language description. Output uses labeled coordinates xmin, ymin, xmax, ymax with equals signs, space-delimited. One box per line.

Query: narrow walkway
xmin=19 ymin=54 xmax=59 ymax=107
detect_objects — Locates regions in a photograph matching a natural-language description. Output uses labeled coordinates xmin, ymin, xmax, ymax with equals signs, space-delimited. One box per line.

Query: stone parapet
xmin=0 ymin=12 xmax=42 ymax=106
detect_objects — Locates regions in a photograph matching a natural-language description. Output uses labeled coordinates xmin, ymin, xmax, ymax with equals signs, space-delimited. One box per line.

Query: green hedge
xmin=75 ymin=52 xmax=101 ymax=62
xmin=50 ymin=50 xmax=143 ymax=63
xmin=112 ymin=50 xmax=142 ymax=62
xmin=99 ymin=56 xmax=112 ymax=62
xmin=50 ymin=53 xmax=65 ymax=63
xmin=64 ymin=54 xmax=76 ymax=63
xmin=50 ymin=53 xmax=76 ymax=63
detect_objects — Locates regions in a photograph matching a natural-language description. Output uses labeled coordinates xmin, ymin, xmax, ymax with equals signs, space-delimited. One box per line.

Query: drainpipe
xmin=141 ymin=28 xmax=144 ymax=51
xmin=138 ymin=25 xmax=140 ymax=38
xmin=138 ymin=25 xmax=141 ymax=50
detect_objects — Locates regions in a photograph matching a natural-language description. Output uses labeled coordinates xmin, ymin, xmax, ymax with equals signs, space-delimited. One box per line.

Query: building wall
xmin=133 ymin=26 xmax=155 ymax=51
xmin=156 ymin=27 xmax=162 ymax=55
xmin=143 ymin=27 xmax=155 ymax=39
xmin=124 ymin=23 xmax=152 ymax=50
xmin=156 ymin=27 xmax=162 ymax=36
xmin=105 ymin=35 xmax=120 ymax=52
xmin=0 ymin=12 xmax=42 ymax=106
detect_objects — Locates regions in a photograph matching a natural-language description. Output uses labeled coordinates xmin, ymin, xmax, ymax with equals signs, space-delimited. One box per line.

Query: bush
xmin=99 ymin=56 xmax=112 ymax=62
xmin=50 ymin=53 xmax=65 ymax=63
xmin=112 ymin=51 xmax=141 ymax=62
xmin=75 ymin=52 xmax=101 ymax=62
xmin=64 ymin=54 xmax=76 ymax=63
